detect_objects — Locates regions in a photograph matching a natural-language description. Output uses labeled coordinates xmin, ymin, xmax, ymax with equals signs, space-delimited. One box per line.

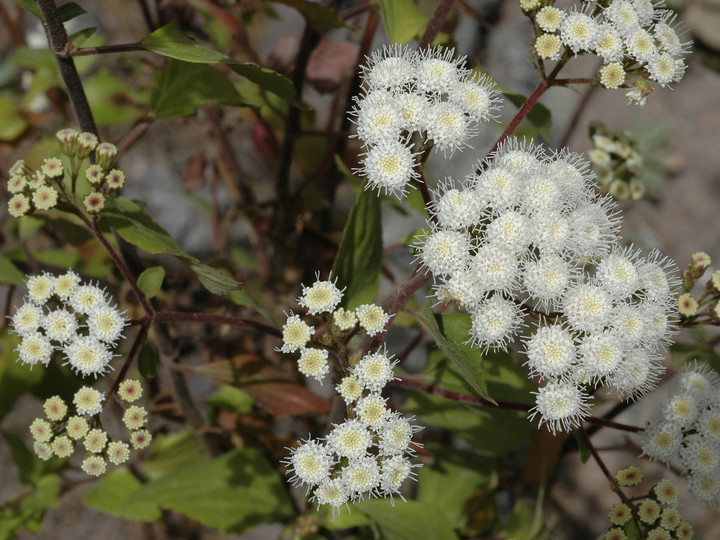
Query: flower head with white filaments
xmin=350 ymin=46 xmax=502 ymax=198
xmin=411 ymin=137 xmax=678 ymax=434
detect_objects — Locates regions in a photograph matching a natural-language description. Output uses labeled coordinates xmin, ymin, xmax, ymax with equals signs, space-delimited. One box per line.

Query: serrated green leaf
xmin=185 ymin=259 xmax=240 ymax=296
xmin=0 ymin=255 xmax=25 ymax=285
xmin=141 ymin=23 xmax=234 ymax=63
xmin=123 ymin=448 xmax=294 ymax=533
xmin=68 ymin=26 xmax=97 ymax=47
xmin=271 ymin=0 xmax=345 ymax=30
xmin=137 ymin=266 xmax=165 ymax=299
xmin=205 ymin=385 xmax=254 ymax=414
xmin=151 ymin=59 xmax=251 ymax=120
xmin=138 ymin=341 xmax=158 ymax=380
xmin=358 ymin=499 xmax=458 ymax=540
xmin=58 ymin=2 xmax=86 ymax=22
xmin=83 ymin=467 xmax=162 ymax=522
xmin=332 ymin=187 xmax=383 ymax=310
xmin=378 ymin=0 xmax=429 ymax=44
xmin=413 ymin=302 xmax=491 ymax=401
xmin=503 ymin=91 xmax=552 ymax=141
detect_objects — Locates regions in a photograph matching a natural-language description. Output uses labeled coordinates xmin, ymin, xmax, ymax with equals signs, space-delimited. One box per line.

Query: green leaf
xmin=377 ymin=0 xmax=429 ymax=44
xmin=13 ymin=0 xmax=41 ymax=19
xmin=413 ymin=302 xmax=491 ymax=401
xmin=32 ymin=248 xmax=81 ymax=268
xmin=18 ymin=215 xmax=45 ymax=240
xmin=271 ymin=0 xmax=345 ymax=30
xmin=85 ymin=68 xmax=148 ymax=126
xmin=0 ymin=96 xmax=28 ymax=141
xmin=205 ymin=385 xmax=254 ymax=414
xmin=0 ymin=254 xmax=25 ymax=285
xmin=140 ymin=431 xmax=204 ymax=481
xmin=68 ymin=27 xmax=97 ymax=47
xmin=58 ymin=2 xmax=87 ymax=22
xmin=227 ymin=64 xmax=300 ymax=106
xmin=83 ymin=467 xmax=162 ymax=522
xmin=123 ymin=448 xmax=294 ymax=533
xmin=503 ymin=91 xmax=552 ymax=141
xmin=417 ymin=446 xmax=495 ymax=528
xmin=141 ymin=23 xmax=234 ymax=63
xmin=358 ymin=499 xmax=458 ymax=540
xmin=0 ymin=474 xmax=60 ymax=539
xmin=138 ymin=341 xmax=158 ymax=380
xmin=137 ymin=266 xmax=165 ymax=299
xmin=1 ymin=430 xmax=38 ymax=485
xmin=0 ymin=330 xmax=44 ymax=422
xmin=151 ymin=59 xmax=251 ymax=120
xmin=320 ymin=507 xmax=370 ymax=530
xmin=332 ymin=187 xmax=383 ymax=310
xmin=184 ymin=259 xmax=240 ymax=296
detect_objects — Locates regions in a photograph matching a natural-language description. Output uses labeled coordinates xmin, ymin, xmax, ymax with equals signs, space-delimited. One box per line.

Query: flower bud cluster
xmin=6 ymin=158 xmax=61 ymax=218
xmin=30 ymin=380 xmax=152 ymax=476
xmin=10 ymin=271 xmax=127 ymax=378
xmin=641 ymin=363 xmax=720 ymax=510
xmin=279 ymin=275 xmax=421 ymax=512
xmin=588 ymin=124 xmax=646 ymax=200
xmin=350 ymin=45 xmax=502 ymax=197
xmin=676 ymin=252 xmax=720 ymax=322
xmin=601 ymin=466 xmax=691 ymax=539
xmin=525 ymin=0 xmax=690 ymax=100
xmin=415 ymin=138 xmax=679 ymax=434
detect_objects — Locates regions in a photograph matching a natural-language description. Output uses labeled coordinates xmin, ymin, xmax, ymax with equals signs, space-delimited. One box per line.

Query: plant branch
xmin=107 ymin=324 xmax=149 ymax=400
xmin=37 ymin=0 xmax=97 ymax=135
xmin=558 ymin=83 xmax=599 ymax=148
xmin=419 ymin=0 xmax=456 ymax=49
xmin=150 ymin=311 xmax=281 ymax=337
xmin=585 ymin=416 xmax=642 ymax=433
xmin=67 ymin=42 xmax=145 ymax=57
xmin=579 ymin=426 xmax=632 ymax=505
xmin=391 ymin=377 xmax=531 ymax=411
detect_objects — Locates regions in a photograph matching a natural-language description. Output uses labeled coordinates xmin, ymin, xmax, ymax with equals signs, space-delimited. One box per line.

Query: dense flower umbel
xmin=279 ymin=275 xmax=421 ymax=512
xmin=415 ymin=138 xmax=678 ymax=434
xmin=526 ymin=0 xmax=691 ymax=101
xmin=641 ymin=363 xmax=720 ymax=510
xmin=350 ymin=46 xmax=502 ymax=197
xmin=9 ymin=271 xmax=127 ymax=377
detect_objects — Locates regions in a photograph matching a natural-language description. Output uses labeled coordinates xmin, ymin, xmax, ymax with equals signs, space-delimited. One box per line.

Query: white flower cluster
xmin=528 ymin=0 xmax=690 ymax=98
xmin=284 ymin=349 xmax=421 ymax=512
xmin=10 ymin=271 xmax=127 ymax=377
xmin=641 ymin=364 xmax=720 ymax=510
xmin=350 ymin=45 xmax=502 ymax=197
xmin=30 ymin=380 xmax=151 ymax=476
xmin=416 ymin=139 xmax=679 ymax=434
xmin=278 ymin=275 xmax=392 ymax=382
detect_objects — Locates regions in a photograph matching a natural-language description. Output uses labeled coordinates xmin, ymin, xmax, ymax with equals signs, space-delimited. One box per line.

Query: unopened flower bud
xmin=629 ymin=179 xmax=645 ymax=200
xmin=77 ymin=132 xmax=98 ymax=159
xmin=83 ymin=192 xmax=105 ymax=214
xmin=690 ymin=252 xmax=711 ymax=278
xmin=609 ymin=179 xmax=629 ymax=200
xmin=709 ymin=270 xmax=720 ymax=294
xmin=95 ymin=142 xmax=117 ymax=170
xmin=56 ymin=128 xmax=79 ymax=155
xmin=9 ymin=159 xmax=32 ymax=177
xmin=682 ymin=269 xmax=694 ymax=292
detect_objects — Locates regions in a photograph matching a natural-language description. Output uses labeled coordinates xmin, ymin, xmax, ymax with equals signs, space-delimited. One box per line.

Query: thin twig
xmin=151 ymin=311 xmax=281 ymax=337
xmin=419 ymin=0 xmax=456 ymax=49
xmin=579 ymin=426 xmax=633 ymax=506
xmin=67 ymin=42 xmax=145 ymax=57
xmin=107 ymin=325 xmax=149 ymax=400
xmin=584 ymin=416 xmax=642 ymax=433
xmin=558 ymin=83 xmax=599 ymax=148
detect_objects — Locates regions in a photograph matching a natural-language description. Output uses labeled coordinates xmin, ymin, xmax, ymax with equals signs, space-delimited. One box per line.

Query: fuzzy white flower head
xmin=424 ymin=101 xmax=474 ymax=155
xmin=647 ymin=53 xmax=681 ymax=86
xmin=26 ymin=274 xmax=54 ymax=305
xmin=395 ymin=92 xmax=430 ymax=132
xmin=449 ymin=73 xmax=501 ymax=122
xmin=531 ymin=212 xmax=571 ymax=255
xmin=578 ymin=331 xmax=624 ymax=379
xmin=352 ymin=95 xmax=402 ymax=147
xmin=332 ymin=308 xmax=357 ymax=331
xmin=280 ymin=314 xmax=313 ymax=353
xmin=597 ymin=247 xmax=641 ymax=299
xmin=342 ymin=455 xmax=381 ymax=500
xmin=611 ymin=303 xmax=647 ymax=345
xmin=522 ymin=173 xmax=566 ymax=215
xmin=608 ymin=348 xmax=664 ymax=400
xmin=298 ymin=276 xmax=343 ymax=315
xmin=496 ymin=143 xmax=543 ymax=180
xmin=326 ymin=419 xmax=372 ymax=459
xmin=687 ymin=473 xmax=720 ymax=506
xmin=524 ymin=325 xmax=577 ymax=380
xmin=678 ymin=363 xmax=720 ymax=405
xmin=680 ymin=437 xmax=720 ymax=476
xmin=64 ymin=336 xmax=113 ymax=377
xmin=640 ymin=301 xmax=675 ymax=345
xmin=485 ymin=211 xmax=530 ymax=253
xmin=469 ymin=295 xmax=523 ymax=352
xmin=73 ymin=386 xmax=104 ymax=416
xmin=313 ymin=477 xmax=349 ymax=512
xmin=415 ymin=47 xmax=465 ymax=94
xmin=530 ymin=381 xmax=591 ymax=434
xmin=69 ymin=284 xmax=108 ymax=315
xmin=379 ymin=455 xmax=415 ymax=498
xmin=297 ymin=348 xmax=330 ymax=382
xmin=438 ymin=268 xmax=485 ymax=311
xmin=626 ymin=29 xmax=657 ymax=64
xmin=563 ymin=283 xmax=613 ymax=333
xmin=356 ymin=394 xmax=390 ymax=429
xmin=87 ymin=305 xmax=126 ymax=343
xmin=336 ymin=375 xmax=364 ymax=404
xmin=66 ymin=416 xmax=89 ymax=439
xmin=10 ymin=303 xmax=43 ymax=336
xmin=432 ymin=182 xmax=484 ymax=230
xmin=603 ymin=0 xmax=640 ymax=36
xmin=17 ymin=332 xmax=53 ymax=366
xmin=473 ymin=167 xmax=520 ymax=210
xmin=359 ymin=139 xmax=419 ymax=198
xmin=567 ymin=198 xmax=621 ymax=258
xmin=654 ymin=17 xmax=690 ymax=56
xmin=698 ymin=406 xmax=720 ymax=443
xmin=663 ymin=392 xmax=698 ymax=428
xmin=536 ymin=6 xmax=565 ymax=32
xmin=535 ymin=34 xmax=563 ymax=61
xmin=53 ymin=270 xmax=81 ymax=301
xmin=356 ymin=304 xmax=391 ymax=336
xmin=44 ymin=309 xmax=78 ymax=343
xmin=418 ymin=229 xmax=471 ymax=277
xmin=361 ymin=45 xmax=417 ymax=90
xmin=469 ymin=244 xmax=520 ymax=295
xmin=560 ymin=11 xmax=598 ymax=53
xmin=639 ymin=251 xmax=679 ymax=302
xmin=353 ymin=350 xmax=397 ymax=392
xmin=378 ymin=414 xmax=418 ymax=456
xmin=286 ymin=439 xmax=333 ymax=487
xmin=523 ymin=254 xmax=573 ymax=310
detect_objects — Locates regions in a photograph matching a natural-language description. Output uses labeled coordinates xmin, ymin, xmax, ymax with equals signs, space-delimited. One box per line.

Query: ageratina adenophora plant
xmin=1 ymin=0 xmax=718 ymax=538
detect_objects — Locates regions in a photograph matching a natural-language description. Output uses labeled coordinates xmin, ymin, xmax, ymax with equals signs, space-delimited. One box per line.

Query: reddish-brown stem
xmin=107 ymin=324 xmax=148 ymax=399
xmin=150 ymin=311 xmax=281 ymax=337
xmin=558 ymin=83 xmax=599 ymax=148
xmin=117 ymin=119 xmax=153 ymax=155
xmin=585 ymin=416 xmax=642 ymax=433
xmin=89 ymin=218 xmax=154 ymax=315
xmin=553 ymin=77 xmax=597 ymax=86
xmin=419 ymin=0 xmax=456 ymax=49
xmin=67 ymin=42 xmax=145 ymax=57
xmin=579 ymin=426 xmax=633 ymax=505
